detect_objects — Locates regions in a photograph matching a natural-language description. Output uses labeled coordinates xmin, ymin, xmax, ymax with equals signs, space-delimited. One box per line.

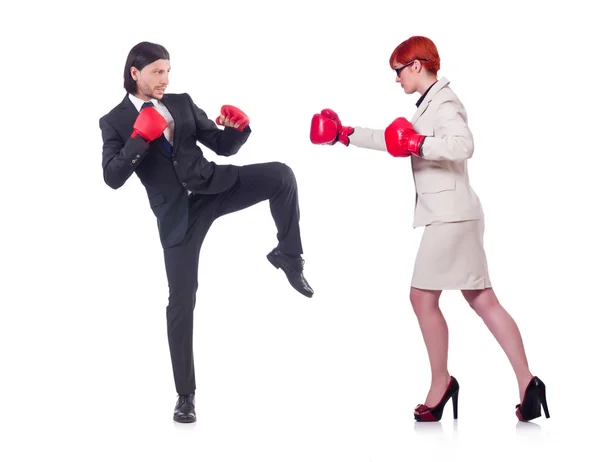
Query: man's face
xmin=131 ymin=59 xmax=170 ymax=100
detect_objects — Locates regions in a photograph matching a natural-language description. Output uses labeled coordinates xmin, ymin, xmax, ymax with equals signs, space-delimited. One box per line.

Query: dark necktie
xmin=141 ymin=101 xmax=173 ymax=156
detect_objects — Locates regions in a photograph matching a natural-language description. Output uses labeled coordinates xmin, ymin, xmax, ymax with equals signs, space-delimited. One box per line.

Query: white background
xmin=2 ymin=0 xmax=599 ymax=460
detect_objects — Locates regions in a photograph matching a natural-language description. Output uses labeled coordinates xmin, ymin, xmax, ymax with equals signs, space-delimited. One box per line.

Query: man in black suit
xmin=99 ymin=41 xmax=313 ymax=423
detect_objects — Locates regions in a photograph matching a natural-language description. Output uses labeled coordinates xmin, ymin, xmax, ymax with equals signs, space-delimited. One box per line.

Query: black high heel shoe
xmin=515 ymin=376 xmax=550 ymax=422
xmin=414 ymin=376 xmax=459 ymax=422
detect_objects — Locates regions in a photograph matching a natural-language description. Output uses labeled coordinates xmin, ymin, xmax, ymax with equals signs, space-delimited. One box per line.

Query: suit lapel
xmin=161 ymin=94 xmax=180 ymax=154
xmin=411 ymin=77 xmax=450 ymax=125
xmin=117 ymin=94 xmax=139 ymax=131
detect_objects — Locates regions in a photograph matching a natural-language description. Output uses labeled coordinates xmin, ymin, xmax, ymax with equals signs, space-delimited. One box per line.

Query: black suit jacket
xmin=99 ymin=92 xmax=251 ymax=248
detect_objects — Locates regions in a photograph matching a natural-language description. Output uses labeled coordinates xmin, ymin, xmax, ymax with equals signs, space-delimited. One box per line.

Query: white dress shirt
xmin=128 ymin=93 xmax=175 ymax=144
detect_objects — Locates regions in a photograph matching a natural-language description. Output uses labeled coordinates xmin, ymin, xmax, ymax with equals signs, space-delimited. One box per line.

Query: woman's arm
xmin=348 ymin=127 xmax=387 ymax=151
xmin=420 ymin=95 xmax=474 ymax=162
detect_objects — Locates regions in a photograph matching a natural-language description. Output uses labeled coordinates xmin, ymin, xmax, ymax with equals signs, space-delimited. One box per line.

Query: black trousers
xmin=163 ymin=161 xmax=303 ymax=395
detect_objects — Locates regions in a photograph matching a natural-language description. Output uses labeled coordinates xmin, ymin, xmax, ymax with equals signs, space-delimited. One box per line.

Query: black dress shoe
xmin=173 ymin=393 xmax=196 ymax=423
xmin=267 ymin=249 xmax=314 ymax=298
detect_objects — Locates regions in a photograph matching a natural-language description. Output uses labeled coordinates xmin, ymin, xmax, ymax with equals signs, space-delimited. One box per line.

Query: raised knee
xmin=276 ymin=162 xmax=296 ymax=186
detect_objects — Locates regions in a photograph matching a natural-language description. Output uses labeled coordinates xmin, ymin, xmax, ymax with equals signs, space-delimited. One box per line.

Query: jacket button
xmin=182 ymin=182 xmax=186 ymax=187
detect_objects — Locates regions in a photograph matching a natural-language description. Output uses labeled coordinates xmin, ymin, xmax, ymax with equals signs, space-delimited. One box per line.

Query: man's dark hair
xmin=123 ymin=41 xmax=170 ymax=94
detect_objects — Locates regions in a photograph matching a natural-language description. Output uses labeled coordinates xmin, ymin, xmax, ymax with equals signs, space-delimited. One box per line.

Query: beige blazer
xmin=349 ymin=77 xmax=484 ymax=227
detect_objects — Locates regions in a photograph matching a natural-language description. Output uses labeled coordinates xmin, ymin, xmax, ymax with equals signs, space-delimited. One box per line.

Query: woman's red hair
xmin=389 ymin=36 xmax=440 ymax=75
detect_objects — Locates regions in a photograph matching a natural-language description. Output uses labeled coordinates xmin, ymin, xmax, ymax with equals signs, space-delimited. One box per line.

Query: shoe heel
xmin=452 ymin=390 xmax=459 ymax=419
xmin=516 ymin=376 xmax=549 ymax=422
xmin=267 ymin=253 xmax=280 ymax=269
xmin=414 ymin=376 xmax=459 ymax=422
xmin=539 ymin=384 xmax=550 ymax=418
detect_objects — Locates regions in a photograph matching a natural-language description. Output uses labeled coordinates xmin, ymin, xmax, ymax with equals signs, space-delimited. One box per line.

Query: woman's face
xmin=393 ymin=60 xmax=418 ymax=94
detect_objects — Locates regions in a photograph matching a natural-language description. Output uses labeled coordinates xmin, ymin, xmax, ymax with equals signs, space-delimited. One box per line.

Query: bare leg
xmin=409 ymin=287 xmax=452 ymax=411
xmin=462 ymin=288 xmax=533 ymax=401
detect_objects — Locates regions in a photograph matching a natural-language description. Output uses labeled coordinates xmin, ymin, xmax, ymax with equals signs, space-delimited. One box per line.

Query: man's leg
xmin=215 ymin=161 xmax=313 ymax=297
xmin=163 ymin=196 xmax=215 ymax=422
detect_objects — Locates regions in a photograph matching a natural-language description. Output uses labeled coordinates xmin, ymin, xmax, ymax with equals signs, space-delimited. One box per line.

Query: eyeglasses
xmin=394 ymin=58 xmax=429 ymax=77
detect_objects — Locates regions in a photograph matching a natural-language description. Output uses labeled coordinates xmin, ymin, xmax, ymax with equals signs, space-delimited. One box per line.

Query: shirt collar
xmin=416 ymin=80 xmax=438 ymax=107
xmin=128 ymin=93 xmax=160 ymax=112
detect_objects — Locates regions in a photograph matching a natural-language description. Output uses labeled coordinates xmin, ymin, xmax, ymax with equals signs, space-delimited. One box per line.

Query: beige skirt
xmin=411 ymin=219 xmax=492 ymax=290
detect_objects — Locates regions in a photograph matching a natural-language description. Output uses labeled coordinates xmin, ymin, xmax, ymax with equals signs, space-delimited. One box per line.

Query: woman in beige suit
xmin=309 ymin=36 xmax=549 ymax=422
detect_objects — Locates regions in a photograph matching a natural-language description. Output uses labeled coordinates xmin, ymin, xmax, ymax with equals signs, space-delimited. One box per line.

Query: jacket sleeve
xmin=187 ymin=93 xmax=251 ymax=156
xmin=348 ymin=127 xmax=387 ymax=151
xmin=420 ymin=95 xmax=474 ymax=162
xmin=99 ymin=116 xmax=151 ymax=189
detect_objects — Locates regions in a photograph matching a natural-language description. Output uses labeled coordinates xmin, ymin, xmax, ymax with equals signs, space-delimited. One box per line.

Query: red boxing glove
xmin=215 ymin=104 xmax=250 ymax=131
xmin=384 ymin=117 xmax=425 ymax=157
xmin=385 ymin=117 xmax=425 ymax=157
xmin=310 ymin=109 xmax=354 ymax=146
xmin=131 ymin=107 xmax=168 ymax=141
